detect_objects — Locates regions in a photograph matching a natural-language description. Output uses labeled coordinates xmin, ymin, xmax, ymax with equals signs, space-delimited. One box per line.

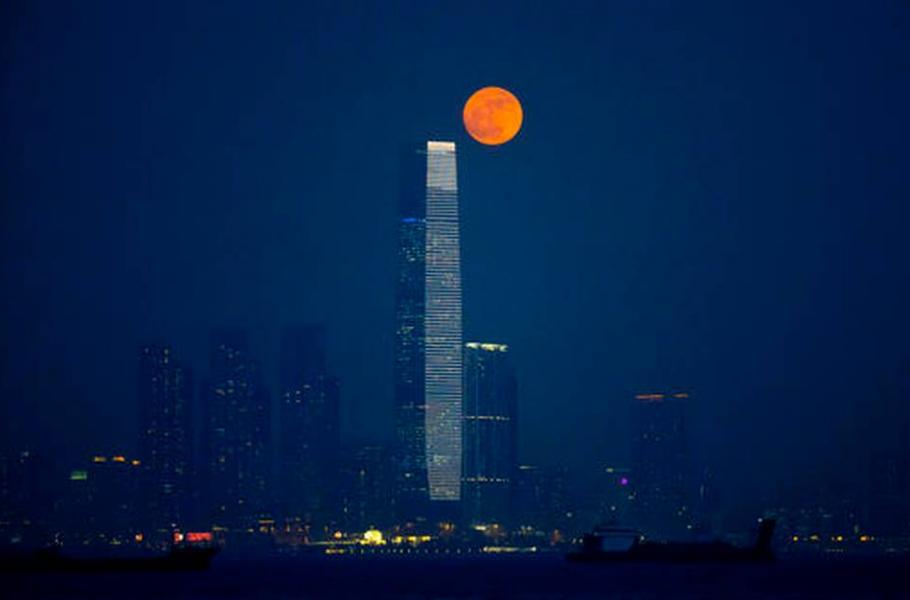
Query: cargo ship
xmin=567 ymin=518 xmax=775 ymax=564
xmin=1 ymin=532 xmax=219 ymax=572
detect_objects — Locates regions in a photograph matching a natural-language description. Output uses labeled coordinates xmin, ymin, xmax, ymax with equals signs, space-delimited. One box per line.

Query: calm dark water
xmin=5 ymin=554 xmax=909 ymax=599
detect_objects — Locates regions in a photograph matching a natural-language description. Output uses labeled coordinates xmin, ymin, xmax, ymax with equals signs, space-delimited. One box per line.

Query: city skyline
xmin=3 ymin=5 xmax=910 ymax=599
xmin=2 ymin=0 xmax=909 ymax=541
xmin=2 ymin=326 xmax=908 ymax=553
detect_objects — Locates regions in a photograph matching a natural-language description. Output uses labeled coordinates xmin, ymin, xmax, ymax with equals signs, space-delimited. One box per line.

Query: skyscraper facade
xmin=279 ymin=325 xmax=340 ymax=528
xmin=394 ymin=141 xmax=463 ymax=518
xmin=203 ymin=331 xmax=271 ymax=533
xmin=137 ymin=345 xmax=193 ymax=537
xmin=630 ymin=392 xmax=692 ymax=539
xmin=462 ymin=342 xmax=517 ymax=525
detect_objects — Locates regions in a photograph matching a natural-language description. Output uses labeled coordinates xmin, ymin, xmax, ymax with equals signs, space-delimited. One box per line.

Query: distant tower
xmin=513 ymin=464 xmax=569 ymax=535
xmin=868 ymin=452 xmax=910 ymax=537
xmin=0 ymin=450 xmax=56 ymax=546
xmin=339 ymin=444 xmax=394 ymax=531
xmin=203 ymin=330 xmax=271 ymax=533
xmin=394 ymin=141 xmax=463 ymax=520
xmin=64 ymin=454 xmax=143 ymax=545
xmin=137 ymin=345 xmax=193 ymax=537
xmin=279 ymin=325 xmax=340 ymax=529
xmin=630 ymin=392 xmax=692 ymax=539
xmin=462 ymin=342 xmax=517 ymax=525
xmin=599 ymin=466 xmax=634 ymax=526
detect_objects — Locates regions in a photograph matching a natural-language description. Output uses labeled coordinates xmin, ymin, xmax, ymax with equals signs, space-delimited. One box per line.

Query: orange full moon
xmin=463 ymin=86 xmax=523 ymax=145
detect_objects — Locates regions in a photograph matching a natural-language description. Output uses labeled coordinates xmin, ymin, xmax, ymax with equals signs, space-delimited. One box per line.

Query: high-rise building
xmin=339 ymin=444 xmax=394 ymax=531
xmin=63 ymin=454 xmax=142 ymax=545
xmin=868 ymin=451 xmax=910 ymax=538
xmin=137 ymin=345 xmax=193 ymax=538
xmin=279 ymin=325 xmax=340 ymax=529
xmin=462 ymin=342 xmax=517 ymax=526
xmin=513 ymin=464 xmax=570 ymax=536
xmin=598 ymin=466 xmax=634 ymax=526
xmin=630 ymin=392 xmax=692 ymax=540
xmin=203 ymin=331 xmax=271 ymax=533
xmin=0 ymin=450 xmax=57 ymax=547
xmin=394 ymin=141 xmax=463 ymax=520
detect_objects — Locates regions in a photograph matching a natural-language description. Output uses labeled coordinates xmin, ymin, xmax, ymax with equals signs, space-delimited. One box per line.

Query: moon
xmin=463 ymin=86 xmax=523 ymax=146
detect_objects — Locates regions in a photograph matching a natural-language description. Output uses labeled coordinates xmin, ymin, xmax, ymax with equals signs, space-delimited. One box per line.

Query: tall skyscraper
xmin=279 ymin=325 xmax=340 ymax=528
xmin=630 ymin=392 xmax=692 ymax=539
xmin=394 ymin=141 xmax=463 ymax=519
xmin=203 ymin=330 xmax=271 ymax=533
xmin=462 ymin=342 xmax=517 ymax=525
xmin=137 ymin=345 xmax=193 ymax=538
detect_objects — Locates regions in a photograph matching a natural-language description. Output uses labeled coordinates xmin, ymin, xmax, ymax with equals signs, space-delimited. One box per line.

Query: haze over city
xmin=1 ymin=1 xmax=909 ymax=594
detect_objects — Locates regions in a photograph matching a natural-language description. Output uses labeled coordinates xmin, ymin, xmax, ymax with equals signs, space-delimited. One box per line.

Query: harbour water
xmin=5 ymin=554 xmax=909 ymax=599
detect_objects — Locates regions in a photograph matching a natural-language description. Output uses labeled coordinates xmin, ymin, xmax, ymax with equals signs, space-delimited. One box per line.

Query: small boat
xmin=567 ymin=518 xmax=775 ymax=564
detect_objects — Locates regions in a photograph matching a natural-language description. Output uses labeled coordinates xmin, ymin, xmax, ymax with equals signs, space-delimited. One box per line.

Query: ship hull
xmin=566 ymin=548 xmax=773 ymax=564
xmin=1 ymin=547 xmax=219 ymax=573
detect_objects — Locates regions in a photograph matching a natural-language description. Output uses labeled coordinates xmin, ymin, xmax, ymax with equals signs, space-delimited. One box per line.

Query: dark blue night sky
xmin=1 ymin=0 xmax=908 ymax=508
